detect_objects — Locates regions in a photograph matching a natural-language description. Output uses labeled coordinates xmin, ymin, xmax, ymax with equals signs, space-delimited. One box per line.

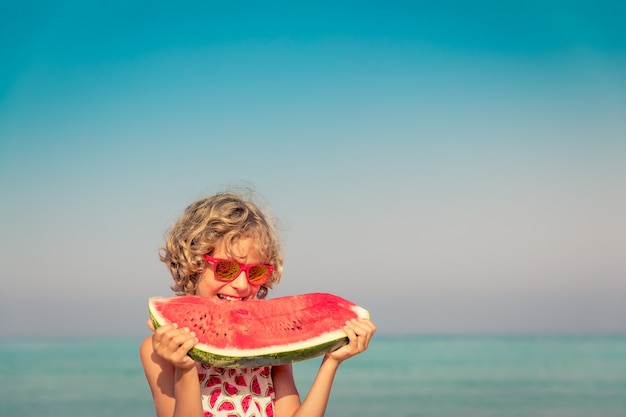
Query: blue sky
xmin=1 ymin=1 xmax=625 ymax=336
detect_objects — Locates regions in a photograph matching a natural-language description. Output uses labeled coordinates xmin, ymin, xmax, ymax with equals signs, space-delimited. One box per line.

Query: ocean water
xmin=1 ymin=335 xmax=625 ymax=417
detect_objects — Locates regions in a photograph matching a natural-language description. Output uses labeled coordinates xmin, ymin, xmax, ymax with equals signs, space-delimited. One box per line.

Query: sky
xmin=1 ymin=0 xmax=625 ymax=337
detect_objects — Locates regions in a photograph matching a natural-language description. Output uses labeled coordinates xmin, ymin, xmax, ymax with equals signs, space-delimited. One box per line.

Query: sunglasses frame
xmin=203 ymin=254 xmax=273 ymax=285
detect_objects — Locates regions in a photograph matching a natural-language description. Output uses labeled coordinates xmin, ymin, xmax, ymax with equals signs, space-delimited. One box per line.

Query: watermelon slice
xmin=148 ymin=293 xmax=370 ymax=368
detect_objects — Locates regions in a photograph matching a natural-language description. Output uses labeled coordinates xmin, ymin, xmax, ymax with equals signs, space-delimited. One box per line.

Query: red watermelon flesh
xmin=148 ymin=293 xmax=369 ymax=368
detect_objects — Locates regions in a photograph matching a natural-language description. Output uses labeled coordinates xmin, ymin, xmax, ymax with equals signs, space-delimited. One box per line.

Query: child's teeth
xmin=220 ymin=295 xmax=242 ymax=301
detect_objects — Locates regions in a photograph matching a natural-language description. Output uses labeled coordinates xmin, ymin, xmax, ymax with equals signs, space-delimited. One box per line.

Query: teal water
xmin=1 ymin=336 xmax=625 ymax=417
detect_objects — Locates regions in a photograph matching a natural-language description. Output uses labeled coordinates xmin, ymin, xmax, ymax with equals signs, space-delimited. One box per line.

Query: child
xmin=140 ymin=191 xmax=376 ymax=417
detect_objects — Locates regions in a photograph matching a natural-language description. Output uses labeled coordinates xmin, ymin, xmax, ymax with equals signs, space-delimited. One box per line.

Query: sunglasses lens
xmin=247 ymin=265 xmax=271 ymax=283
xmin=214 ymin=260 xmax=240 ymax=280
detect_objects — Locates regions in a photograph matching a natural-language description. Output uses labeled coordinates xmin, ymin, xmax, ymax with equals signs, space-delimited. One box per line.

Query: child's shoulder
xmin=139 ymin=335 xmax=154 ymax=359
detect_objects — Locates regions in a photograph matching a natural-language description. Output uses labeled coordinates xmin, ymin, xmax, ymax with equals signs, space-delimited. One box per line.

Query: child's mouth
xmin=217 ymin=294 xmax=245 ymax=301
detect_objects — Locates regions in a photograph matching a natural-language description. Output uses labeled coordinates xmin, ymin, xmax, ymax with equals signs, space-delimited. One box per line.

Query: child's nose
xmin=229 ymin=270 xmax=250 ymax=290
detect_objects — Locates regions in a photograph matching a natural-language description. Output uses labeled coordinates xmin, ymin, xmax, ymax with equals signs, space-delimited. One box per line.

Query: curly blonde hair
xmin=160 ymin=191 xmax=283 ymax=299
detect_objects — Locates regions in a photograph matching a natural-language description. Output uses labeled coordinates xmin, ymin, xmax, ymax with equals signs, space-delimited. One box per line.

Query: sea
xmin=1 ymin=335 xmax=625 ymax=417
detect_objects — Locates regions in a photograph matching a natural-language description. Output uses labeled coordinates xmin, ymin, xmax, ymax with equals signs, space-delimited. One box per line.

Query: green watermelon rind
xmin=148 ymin=294 xmax=367 ymax=368
xmin=188 ymin=336 xmax=349 ymax=368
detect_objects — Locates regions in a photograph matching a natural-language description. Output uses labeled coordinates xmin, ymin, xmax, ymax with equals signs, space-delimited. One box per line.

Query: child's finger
xmin=165 ymin=330 xmax=199 ymax=368
xmin=344 ymin=319 xmax=376 ymax=350
xmin=346 ymin=319 xmax=375 ymax=337
xmin=174 ymin=335 xmax=199 ymax=358
xmin=168 ymin=329 xmax=197 ymax=350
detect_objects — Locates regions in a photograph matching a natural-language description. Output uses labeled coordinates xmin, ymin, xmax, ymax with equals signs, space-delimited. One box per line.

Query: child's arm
xmin=139 ymin=323 xmax=204 ymax=417
xmin=273 ymin=317 xmax=376 ymax=417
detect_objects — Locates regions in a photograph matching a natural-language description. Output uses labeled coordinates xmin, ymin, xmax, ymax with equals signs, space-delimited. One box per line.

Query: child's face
xmin=195 ymin=237 xmax=266 ymax=301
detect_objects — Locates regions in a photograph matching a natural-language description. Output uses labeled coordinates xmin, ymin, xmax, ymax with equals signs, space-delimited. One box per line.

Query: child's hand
xmin=147 ymin=321 xmax=199 ymax=370
xmin=326 ymin=318 xmax=376 ymax=363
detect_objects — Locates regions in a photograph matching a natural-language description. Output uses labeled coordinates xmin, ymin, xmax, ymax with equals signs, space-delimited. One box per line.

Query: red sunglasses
xmin=203 ymin=254 xmax=273 ymax=285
